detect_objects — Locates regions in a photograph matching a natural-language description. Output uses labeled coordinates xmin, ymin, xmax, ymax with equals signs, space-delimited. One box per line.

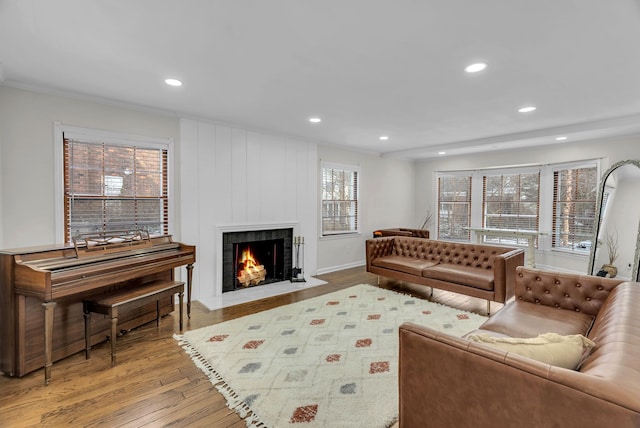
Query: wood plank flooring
xmin=0 ymin=266 xmax=498 ymax=427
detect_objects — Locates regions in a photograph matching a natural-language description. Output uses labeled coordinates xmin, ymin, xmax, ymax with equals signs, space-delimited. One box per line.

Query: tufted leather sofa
xmin=366 ymin=236 xmax=524 ymax=311
xmin=398 ymin=266 xmax=640 ymax=427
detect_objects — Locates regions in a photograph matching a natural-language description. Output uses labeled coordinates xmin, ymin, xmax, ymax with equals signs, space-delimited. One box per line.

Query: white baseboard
xmin=316 ymin=260 xmax=365 ymax=276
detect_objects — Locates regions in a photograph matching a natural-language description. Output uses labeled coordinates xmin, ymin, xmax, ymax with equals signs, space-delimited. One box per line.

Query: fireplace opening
xmin=234 ymin=239 xmax=284 ymax=288
xmin=222 ymin=228 xmax=293 ymax=292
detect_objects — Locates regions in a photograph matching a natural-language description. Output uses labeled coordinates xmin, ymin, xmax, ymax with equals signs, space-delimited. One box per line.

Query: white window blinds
xmin=64 ymin=138 xmax=168 ymax=242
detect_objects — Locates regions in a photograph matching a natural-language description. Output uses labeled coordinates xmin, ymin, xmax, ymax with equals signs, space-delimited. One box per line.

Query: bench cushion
xmin=372 ymin=256 xmax=438 ymax=276
xmin=422 ymin=263 xmax=494 ymax=291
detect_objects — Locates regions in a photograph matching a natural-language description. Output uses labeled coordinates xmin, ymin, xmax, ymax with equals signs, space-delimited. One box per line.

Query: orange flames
xmin=237 ymin=247 xmax=266 ymax=287
xmin=240 ymin=247 xmax=258 ymax=269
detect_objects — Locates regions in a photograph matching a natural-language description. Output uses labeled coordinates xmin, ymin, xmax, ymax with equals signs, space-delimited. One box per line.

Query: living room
xmin=1 ymin=1 xmax=640 ymax=426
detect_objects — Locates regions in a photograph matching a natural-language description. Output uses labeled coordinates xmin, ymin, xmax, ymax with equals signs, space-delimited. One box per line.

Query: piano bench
xmin=82 ymin=280 xmax=185 ymax=367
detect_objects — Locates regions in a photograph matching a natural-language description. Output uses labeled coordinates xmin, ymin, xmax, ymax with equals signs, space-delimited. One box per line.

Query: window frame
xmin=551 ymin=162 xmax=599 ymax=254
xmin=436 ymin=173 xmax=472 ymax=242
xmin=482 ymin=170 xmax=541 ymax=245
xmin=320 ymin=161 xmax=360 ymax=237
xmin=54 ymin=122 xmax=174 ymax=244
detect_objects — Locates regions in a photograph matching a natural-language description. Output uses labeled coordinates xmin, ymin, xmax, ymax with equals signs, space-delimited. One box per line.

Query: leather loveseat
xmin=398 ymin=266 xmax=640 ymax=427
xmin=373 ymin=228 xmax=430 ymax=238
xmin=366 ymin=236 xmax=524 ymax=313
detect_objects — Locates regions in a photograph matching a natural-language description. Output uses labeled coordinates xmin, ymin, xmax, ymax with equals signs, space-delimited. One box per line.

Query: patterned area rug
xmin=175 ymin=284 xmax=487 ymax=427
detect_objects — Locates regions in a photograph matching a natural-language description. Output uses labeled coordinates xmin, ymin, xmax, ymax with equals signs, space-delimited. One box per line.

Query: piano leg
xmin=42 ymin=301 xmax=57 ymax=386
xmin=186 ymin=264 xmax=194 ymax=318
xmin=179 ymin=288 xmax=184 ymax=331
xmin=83 ymin=304 xmax=92 ymax=360
xmin=110 ymin=315 xmax=118 ymax=367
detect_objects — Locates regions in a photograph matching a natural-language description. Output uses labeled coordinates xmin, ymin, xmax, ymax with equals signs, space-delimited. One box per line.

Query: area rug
xmin=175 ymin=284 xmax=487 ymax=427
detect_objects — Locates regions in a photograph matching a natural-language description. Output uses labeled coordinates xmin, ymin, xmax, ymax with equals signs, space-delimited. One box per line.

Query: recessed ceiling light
xmin=379 ymin=136 xmax=389 ymax=141
xmin=465 ymin=62 xmax=487 ymax=73
xmin=556 ymin=136 xmax=568 ymax=141
xmin=165 ymin=78 xmax=183 ymax=87
xmin=518 ymin=106 xmax=536 ymax=113
xmin=438 ymin=151 xmax=446 ymax=155
xmin=309 ymin=117 xmax=322 ymax=123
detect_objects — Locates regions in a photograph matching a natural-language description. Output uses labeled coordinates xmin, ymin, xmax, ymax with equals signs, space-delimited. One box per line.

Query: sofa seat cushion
xmin=479 ymin=300 xmax=595 ymax=338
xmin=466 ymin=332 xmax=595 ymax=370
xmin=422 ymin=263 xmax=494 ymax=291
xmin=371 ymin=256 xmax=439 ymax=276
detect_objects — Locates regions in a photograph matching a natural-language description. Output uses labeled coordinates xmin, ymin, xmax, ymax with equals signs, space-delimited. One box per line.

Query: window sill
xmin=542 ymin=248 xmax=590 ymax=259
xmin=319 ymin=232 xmax=361 ymax=241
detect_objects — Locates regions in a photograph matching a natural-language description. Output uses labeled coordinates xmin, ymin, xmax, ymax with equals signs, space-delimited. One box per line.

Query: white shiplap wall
xmin=179 ymin=118 xmax=318 ymax=302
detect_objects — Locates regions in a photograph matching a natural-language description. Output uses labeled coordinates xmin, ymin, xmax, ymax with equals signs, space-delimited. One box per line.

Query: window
xmin=64 ymin=138 xmax=168 ymax=242
xmin=321 ymin=162 xmax=359 ymax=235
xmin=437 ymin=175 xmax=471 ymax=241
xmin=434 ymin=160 xmax=599 ymax=255
xmin=481 ymin=172 xmax=540 ymax=245
xmin=483 ymin=172 xmax=540 ymax=232
xmin=552 ymin=166 xmax=598 ymax=252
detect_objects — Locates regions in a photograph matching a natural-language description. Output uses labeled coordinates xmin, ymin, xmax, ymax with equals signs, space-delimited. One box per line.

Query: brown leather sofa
xmin=366 ymin=236 xmax=524 ymax=312
xmin=398 ymin=266 xmax=640 ymax=427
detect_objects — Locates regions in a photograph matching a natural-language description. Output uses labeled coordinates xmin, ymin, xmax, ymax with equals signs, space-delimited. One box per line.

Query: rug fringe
xmin=174 ymin=334 xmax=268 ymax=427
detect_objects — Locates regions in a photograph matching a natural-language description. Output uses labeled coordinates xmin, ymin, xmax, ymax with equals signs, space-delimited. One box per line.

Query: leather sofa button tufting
xmin=575 ymin=283 xmax=581 ymax=287
xmin=565 ymin=294 xmax=570 ymax=298
xmin=526 ymin=287 xmax=531 ymax=291
xmin=545 ymin=290 xmax=550 ymax=294
xmin=536 ymin=277 xmax=541 ymax=281
xmin=586 ymin=297 xmax=591 ymax=301
xmin=555 ymin=280 xmax=560 ymax=284
xmin=555 ymin=304 xmax=559 ymax=307
xmin=535 ymin=299 xmax=540 ymax=303
xmin=575 ymin=308 xmax=581 ymax=312
xmin=597 ymin=286 xmax=603 ymax=290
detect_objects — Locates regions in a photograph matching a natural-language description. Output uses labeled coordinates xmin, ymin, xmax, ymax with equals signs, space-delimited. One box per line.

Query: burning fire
xmin=237 ymin=247 xmax=266 ymax=287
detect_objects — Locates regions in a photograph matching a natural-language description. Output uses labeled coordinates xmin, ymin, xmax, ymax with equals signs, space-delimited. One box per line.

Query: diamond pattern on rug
xmin=369 ymin=361 xmax=390 ymax=374
xmin=176 ymin=283 xmax=487 ymax=428
xmin=290 ymin=404 xmax=318 ymax=423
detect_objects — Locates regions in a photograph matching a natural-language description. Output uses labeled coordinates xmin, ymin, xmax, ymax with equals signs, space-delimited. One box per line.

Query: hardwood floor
xmin=0 ymin=266 xmax=498 ymax=427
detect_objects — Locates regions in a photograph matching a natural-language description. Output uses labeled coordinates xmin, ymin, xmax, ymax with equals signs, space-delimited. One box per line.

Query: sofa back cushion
xmin=515 ymin=267 xmax=623 ymax=317
xmin=391 ymin=237 xmax=513 ymax=271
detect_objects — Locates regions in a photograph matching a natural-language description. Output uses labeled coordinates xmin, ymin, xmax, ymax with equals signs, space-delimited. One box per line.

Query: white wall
xmin=179 ymin=118 xmax=319 ymax=302
xmin=415 ymin=135 xmax=640 ymax=274
xmin=7 ymin=84 xmax=640 ymax=295
xmin=0 ymin=86 xmax=180 ymax=249
xmin=0 ymin=85 xmax=417 ymax=304
xmin=316 ymin=145 xmax=416 ymax=274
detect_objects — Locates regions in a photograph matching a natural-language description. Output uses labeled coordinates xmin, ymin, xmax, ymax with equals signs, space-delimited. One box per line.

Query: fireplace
xmin=222 ymin=228 xmax=293 ymax=292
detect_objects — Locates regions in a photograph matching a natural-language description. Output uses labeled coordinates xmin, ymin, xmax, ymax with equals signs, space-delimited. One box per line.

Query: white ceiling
xmin=2 ymin=0 xmax=640 ymax=159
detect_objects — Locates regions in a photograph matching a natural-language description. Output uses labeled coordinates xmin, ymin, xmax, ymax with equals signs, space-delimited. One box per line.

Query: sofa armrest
xmin=365 ymin=237 xmax=395 ymax=270
xmin=400 ymin=228 xmax=430 ymax=239
xmin=492 ymin=248 xmax=525 ymax=303
xmin=398 ymin=322 xmax=640 ymax=428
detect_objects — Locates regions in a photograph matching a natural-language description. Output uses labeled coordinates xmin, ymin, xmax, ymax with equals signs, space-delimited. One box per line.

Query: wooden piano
xmin=0 ymin=231 xmax=195 ymax=385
